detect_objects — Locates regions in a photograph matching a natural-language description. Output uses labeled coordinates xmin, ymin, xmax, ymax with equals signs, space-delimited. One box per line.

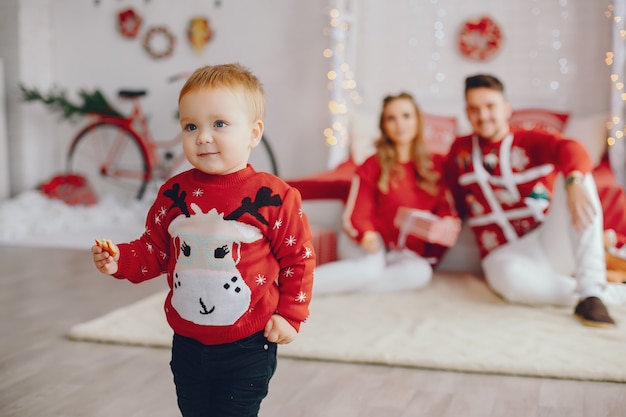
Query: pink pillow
xmin=422 ymin=113 xmax=457 ymax=155
xmin=510 ymin=109 xmax=570 ymax=134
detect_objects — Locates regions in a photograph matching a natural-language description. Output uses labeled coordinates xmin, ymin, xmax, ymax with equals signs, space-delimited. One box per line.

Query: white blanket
xmin=68 ymin=272 xmax=626 ymax=382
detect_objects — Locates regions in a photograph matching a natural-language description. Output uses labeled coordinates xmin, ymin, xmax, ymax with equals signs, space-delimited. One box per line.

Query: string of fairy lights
xmin=606 ymin=2 xmax=625 ymax=147
xmin=323 ymin=1 xmax=626 ymax=181
xmin=606 ymin=1 xmax=626 ymax=185
xmin=322 ymin=0 xmax=361 ymax=169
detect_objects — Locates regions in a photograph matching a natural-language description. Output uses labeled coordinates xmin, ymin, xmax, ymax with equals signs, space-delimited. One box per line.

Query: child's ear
xmin=249 ymin=120 xmax=264 ymax=149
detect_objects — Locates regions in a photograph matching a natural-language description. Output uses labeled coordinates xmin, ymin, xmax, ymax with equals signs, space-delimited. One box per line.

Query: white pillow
xmin=349 ymin=108 xmax=459 ymax=162
xmin=562 ymin=113 xmax=608 ymax=166
xmin=349 ymin=109 xmax=379 ymax=164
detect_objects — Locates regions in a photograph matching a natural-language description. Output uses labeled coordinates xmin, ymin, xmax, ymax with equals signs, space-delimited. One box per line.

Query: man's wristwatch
xmin=565 ymin=171 xmax=584 ymax=187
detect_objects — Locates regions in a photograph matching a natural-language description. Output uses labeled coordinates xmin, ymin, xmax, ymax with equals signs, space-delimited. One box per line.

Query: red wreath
xmin=458 ymin=16 xmax=503 ymax=61
xmin=117 ymin=8 xmax=142 ymax=39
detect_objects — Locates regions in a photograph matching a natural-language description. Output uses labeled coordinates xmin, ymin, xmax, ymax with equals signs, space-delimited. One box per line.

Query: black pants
xmin=170 ymin=332 xmax=277 ymax=417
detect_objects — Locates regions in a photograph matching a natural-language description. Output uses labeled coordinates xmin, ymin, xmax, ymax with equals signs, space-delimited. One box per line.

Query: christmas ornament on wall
xmin=116 ymin=8 xmax=142 ymax=39
xmin=143 ymin=26 xmax=176 ymax=59
xmin=458 ymin=15 xmax=504 ymax=61
xmin=188 ymin=17 xmax=214 ymax=53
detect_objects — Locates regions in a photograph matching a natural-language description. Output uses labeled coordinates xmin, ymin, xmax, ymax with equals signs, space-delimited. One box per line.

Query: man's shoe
xmin=574 ymin=297 xmax=616 ymax=328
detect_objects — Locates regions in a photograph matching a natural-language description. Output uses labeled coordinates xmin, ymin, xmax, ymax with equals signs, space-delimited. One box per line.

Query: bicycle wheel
xmin=249 ymin=134 xmax=279 ymax=176
xmin=67 ymin=121 xmax=150 ymax=200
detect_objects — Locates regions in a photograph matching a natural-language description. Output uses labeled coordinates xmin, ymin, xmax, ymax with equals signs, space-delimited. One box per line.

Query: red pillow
xmin=510 ymin=109 xmax=570 ymax=134
xmin=422 ymin=113 xmax=457 ymax=155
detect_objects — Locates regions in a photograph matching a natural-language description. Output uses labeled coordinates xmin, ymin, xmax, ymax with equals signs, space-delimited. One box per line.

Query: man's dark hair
xmin=464 ymin=74 xmax=504 ymax=94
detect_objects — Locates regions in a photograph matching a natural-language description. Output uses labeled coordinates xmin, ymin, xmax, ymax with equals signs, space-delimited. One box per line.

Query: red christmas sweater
xmin=113 ymin=166 xmax=315 ymax=345
xmin=443 ymin=129 xmax=593 ymax=258
xmin=342 ymin=154 xmax=458 ymax=264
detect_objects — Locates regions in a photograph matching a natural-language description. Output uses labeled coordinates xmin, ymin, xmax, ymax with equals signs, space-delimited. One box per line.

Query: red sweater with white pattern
xmin=342 ymin=154 xmax=458 ymax=264
xmin=443 ymin=129 xmax=593 ymax=258
xmin=113 ymin=165 xmax=315 ymax=345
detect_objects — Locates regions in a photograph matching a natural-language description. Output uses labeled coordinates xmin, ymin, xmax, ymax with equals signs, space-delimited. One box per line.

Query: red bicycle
xmin=66 ymin=88 xmax=278 ymax=200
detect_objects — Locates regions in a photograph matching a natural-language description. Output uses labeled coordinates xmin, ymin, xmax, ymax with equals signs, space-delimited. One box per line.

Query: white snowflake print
xmin=146 ymin=242 xmax=154 ymax=254
xmin=255 ymin=274 xmax=267 ymax=285
xmin=160 ymin=251 xmax=168 ymax=260
xmin=298 ymin=208 xmax=303 ymax=218
xmin=158 ymin=206 xmax=168 ymax=219
xmin=192 ymin=188 xmax=204 ymax=197
xmin=295 ymin=291 xmax=307 ymax=303
xmin=131 ymin=249 xmax=138 ymax=258
xmin=302 ymin=246 xmax=313 ymax=259
xmin=141 ymin=265 xmax=148 ymax=275
xmin=285 ymin=235 xmax=297 ymax=246
xmin=283 ymin=267 xmax=294 ymax=278
xmin=154 ymin=214 xmax=162 ymax=225
xmin=273 ymin=218 xmax=283 ymax=230
xmin=480 ymin=230 xmax=500 ymax=251
xmin=510 ymin=146 xmax=530 ymax=171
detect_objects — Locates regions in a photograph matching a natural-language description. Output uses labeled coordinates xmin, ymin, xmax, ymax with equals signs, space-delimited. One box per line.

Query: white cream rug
xmin=68 ymin=272 xmax=626 ymax=382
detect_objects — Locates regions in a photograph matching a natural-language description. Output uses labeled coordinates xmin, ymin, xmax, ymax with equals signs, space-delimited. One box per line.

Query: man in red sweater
xmin=444 ymin=74 xmax=625 ymax=328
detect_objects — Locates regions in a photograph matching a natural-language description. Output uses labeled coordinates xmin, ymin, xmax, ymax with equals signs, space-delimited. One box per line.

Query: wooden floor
xmin=1 ymin=245 xmax=625 ymax=417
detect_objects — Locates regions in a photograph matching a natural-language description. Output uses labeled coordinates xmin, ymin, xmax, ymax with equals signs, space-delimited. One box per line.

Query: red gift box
xmin=309 ymin=224 xmax=337 ymax=266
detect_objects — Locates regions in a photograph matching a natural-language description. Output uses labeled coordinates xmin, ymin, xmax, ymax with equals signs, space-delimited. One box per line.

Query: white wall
xmin=352 ymin=0 xmax=611 ymax=131
xmin=0 ymin=0 xmax=616 ymax=198
xmin=5 ymin=0 xmax=331 ymax=197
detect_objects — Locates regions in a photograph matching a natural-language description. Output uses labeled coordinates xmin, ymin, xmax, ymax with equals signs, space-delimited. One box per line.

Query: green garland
xmin=20 ymin=85 xmax=123 ymax=121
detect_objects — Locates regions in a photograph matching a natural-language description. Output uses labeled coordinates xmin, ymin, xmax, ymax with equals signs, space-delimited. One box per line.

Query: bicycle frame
xmin=73 ymin=114 xmax=153 ymax=182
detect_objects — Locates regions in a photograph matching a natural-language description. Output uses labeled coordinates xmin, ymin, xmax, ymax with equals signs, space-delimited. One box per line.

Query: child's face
xmin=179 ymin=87 xmax=263 ymax=175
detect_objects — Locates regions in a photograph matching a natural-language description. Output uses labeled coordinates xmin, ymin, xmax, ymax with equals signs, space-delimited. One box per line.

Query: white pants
xmin=482 ymin=174 xmax=625 ymax=306
xmin=313 ymin=231 xmax=433 ymax=296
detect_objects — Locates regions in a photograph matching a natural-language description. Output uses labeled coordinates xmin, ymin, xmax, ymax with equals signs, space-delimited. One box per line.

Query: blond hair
xmin=179 ymin=63 xmax=266 ymax=122
xmin=375 ymin=92 xmax=439 ymax=195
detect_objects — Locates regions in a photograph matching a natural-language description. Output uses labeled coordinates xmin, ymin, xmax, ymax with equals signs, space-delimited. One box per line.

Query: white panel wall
xmin=0 ymin=0 xmax=617 ymax=197
xmin=0 ymin=61 xmax=8 ymax=200
xmin=7 ymin=0 xmax=331 ymax=196
xmin=352 ymin=0 xmax=611 ymax=132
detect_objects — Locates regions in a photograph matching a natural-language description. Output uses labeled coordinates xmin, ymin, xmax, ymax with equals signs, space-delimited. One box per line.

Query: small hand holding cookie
xmin=92 ymin=238 xmax=120 ymax=275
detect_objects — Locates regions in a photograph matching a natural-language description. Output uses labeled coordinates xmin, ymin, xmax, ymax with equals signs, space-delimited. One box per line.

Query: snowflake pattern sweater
xmin=343 ymin=154 xmax=458 ymax=264
xmin=113 ymin=166 xmax=315 ymax=345
xmin=443 ymin=129 xmax=593 ymax=258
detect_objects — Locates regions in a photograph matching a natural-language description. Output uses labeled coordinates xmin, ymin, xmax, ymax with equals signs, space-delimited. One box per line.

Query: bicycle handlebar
xmin=167 ymin=72 xmax=192 ymax=84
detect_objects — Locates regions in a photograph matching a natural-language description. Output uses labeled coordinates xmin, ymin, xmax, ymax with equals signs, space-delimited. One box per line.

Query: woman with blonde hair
xmin=314 ymin=92 xmax=460 ymax=295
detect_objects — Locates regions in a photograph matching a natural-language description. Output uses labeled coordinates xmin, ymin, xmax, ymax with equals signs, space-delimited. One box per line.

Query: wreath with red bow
xmin=117 ymin=8 xmax=142 ymax=39
xmin=458 ymin=16 xmax=503 ymax=61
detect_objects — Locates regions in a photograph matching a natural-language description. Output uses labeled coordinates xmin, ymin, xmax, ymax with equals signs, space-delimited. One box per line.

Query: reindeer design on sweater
xmin=165 ymin=184 xmax=282 ymax=326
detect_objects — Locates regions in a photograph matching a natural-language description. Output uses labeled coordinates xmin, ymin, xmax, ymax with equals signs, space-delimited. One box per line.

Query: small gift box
xmin=393 ymin=207 xmax=461 ymax=248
